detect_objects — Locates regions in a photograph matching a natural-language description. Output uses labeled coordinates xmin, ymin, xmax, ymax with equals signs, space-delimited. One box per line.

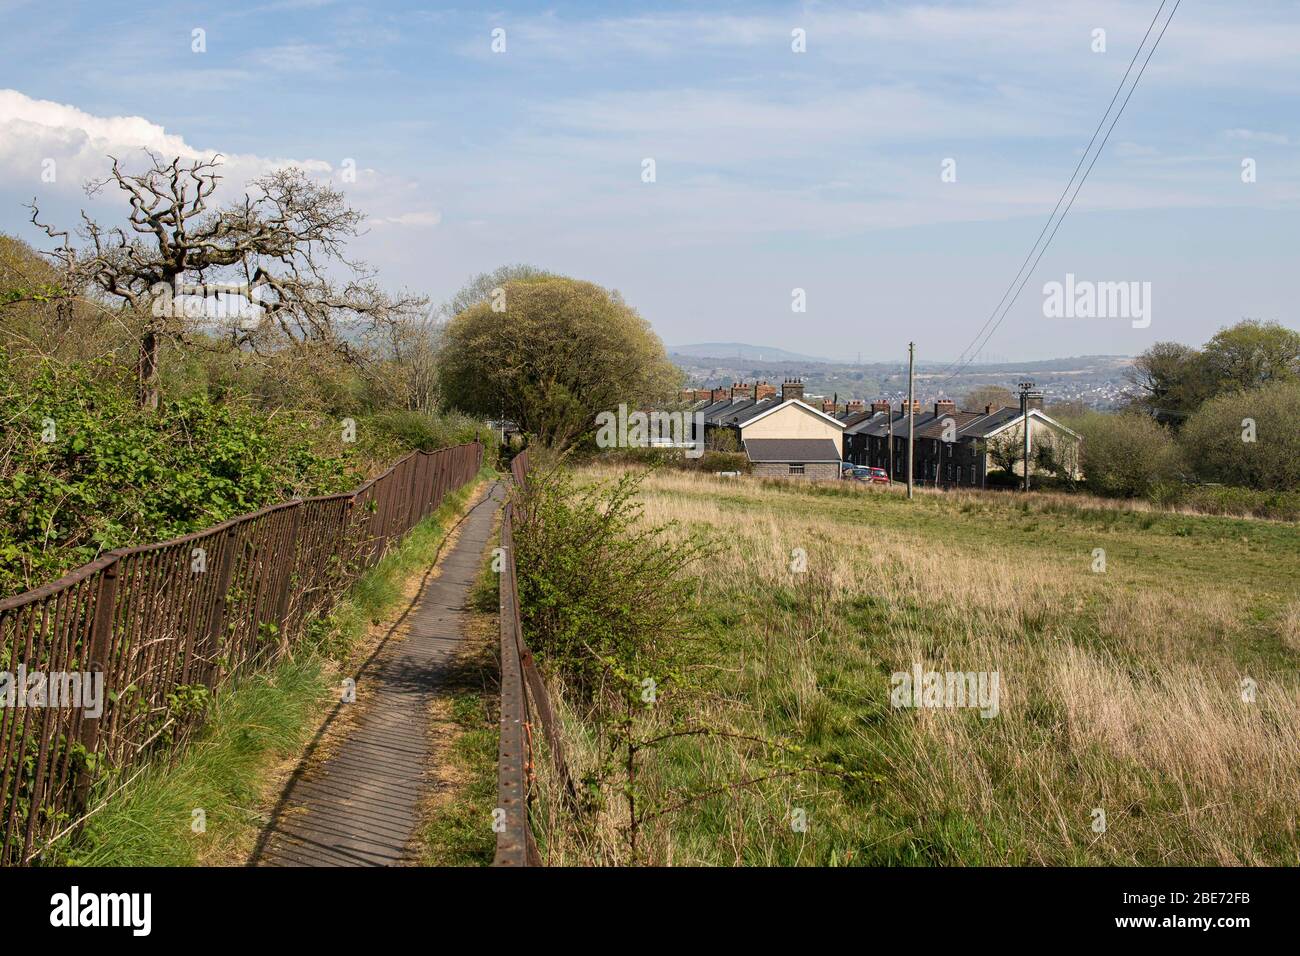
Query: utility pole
xmin=1018 ymin=381 xmax=1034 ymax=492
xmin=906 ymin=342 xmax=915 ymax=500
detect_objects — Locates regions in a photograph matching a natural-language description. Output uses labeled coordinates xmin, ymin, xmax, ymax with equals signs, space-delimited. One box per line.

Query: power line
xmin=934 ymin=0 xmax=1180 ymax=388
xmin=933 ymin=0 xmax=1166 ymax=378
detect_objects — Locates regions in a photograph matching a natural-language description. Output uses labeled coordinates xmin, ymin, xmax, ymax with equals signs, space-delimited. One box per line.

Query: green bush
xmin=1075 ymin=411 xmax=1183 ymax=498
xmin=1179 ymin=381 xmax=1300 ymax=491
xmin=510 ymin=466 xmax=713 ymax=709
xmin=0 ymin=355 xmax=361 ymax=596
xmin=370 ymin=408 xmax=489 ymax=449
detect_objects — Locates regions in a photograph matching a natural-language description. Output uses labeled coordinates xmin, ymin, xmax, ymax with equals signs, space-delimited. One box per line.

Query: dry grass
xmin=538 ymin=465 xmax=1300 ymax=866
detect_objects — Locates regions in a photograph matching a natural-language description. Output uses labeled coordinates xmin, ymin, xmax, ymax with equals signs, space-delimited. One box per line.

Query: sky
xmin=0 ymin=0 xmax=1296 ymax=363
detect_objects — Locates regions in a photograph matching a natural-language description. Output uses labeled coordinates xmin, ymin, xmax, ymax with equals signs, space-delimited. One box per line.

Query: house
xmin=736 ymin=379 xmax=846 ymax=479
xmin=846 ymin=395 xmax=1081 ymax=488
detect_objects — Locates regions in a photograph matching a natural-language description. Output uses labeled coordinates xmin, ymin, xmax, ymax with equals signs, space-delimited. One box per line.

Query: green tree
xmin=437 ymin=275 xmax=680 ymax=448
xmin=986 ymin=432 xmax=1024 ymax=475
xmin=1201 ymin=320 xmax=1300 ymax=393
xmin=1127 ymin=321 xmax=1300 ymax=424
xmin=439 ymin=263 xmax=552 ymax=319
xmin=1074 ymin=411 xmax=1183 ymax=497
xmin=1125 ymin=341 xmax=1214 ymax=423
xmin=1179 ymin=380 xmax=1300 ymax=491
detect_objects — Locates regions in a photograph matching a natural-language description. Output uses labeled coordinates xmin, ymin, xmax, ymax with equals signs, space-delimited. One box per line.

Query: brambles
xmin=511 ymin=466 xmax=712 ymax=705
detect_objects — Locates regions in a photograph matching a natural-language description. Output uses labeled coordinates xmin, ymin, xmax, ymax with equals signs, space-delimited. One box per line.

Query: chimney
xmin=934 ymin=399 xmax=957 ymax=418
xmin=847 ymin=399 xmax=866 ymax=413
xmin=755 ymin=380 xmax=777 ymax=401
xmin=1026 ymin=395 xmax=1044 ymax=411
xmin=984 ymin=403 xmax=1001 ymax=415
xmin=679 ymin=387 xmax=697 ymax=402
xmin=821 ymin=399 xmax=837 ymax=414
xmin=730 ymin=380 xmax=754 ymax=401
xmin=781 ymin=378 xmax=805 ymax=403
xmin=870 ymin=400 xmax=890 ymax=414
xmin=899 ymin=399 xmax=920 ymax=414
xmin=710 ymin=386 xmax=729 ymax=403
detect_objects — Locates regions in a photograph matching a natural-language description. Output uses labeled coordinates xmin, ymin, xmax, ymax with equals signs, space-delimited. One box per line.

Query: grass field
xmin=544 ymin=466 xmax=1300 ymax=866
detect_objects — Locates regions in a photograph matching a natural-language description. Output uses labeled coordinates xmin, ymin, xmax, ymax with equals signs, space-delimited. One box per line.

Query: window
xmin=789 ymin=463 xmax=805 ymax=475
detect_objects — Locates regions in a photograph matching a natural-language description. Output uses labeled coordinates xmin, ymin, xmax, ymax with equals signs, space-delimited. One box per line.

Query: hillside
xmin=670 ymin=347 xmax=1134 ymax=409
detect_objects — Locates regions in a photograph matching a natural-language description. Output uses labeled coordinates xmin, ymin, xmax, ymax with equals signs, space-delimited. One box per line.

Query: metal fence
xmin=0 ymin=440 xmax=483 ymax=866
xmin=493 ymin=450 xmax=575 ymax=866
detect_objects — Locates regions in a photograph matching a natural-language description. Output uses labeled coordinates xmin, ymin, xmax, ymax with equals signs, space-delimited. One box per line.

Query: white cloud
xmin=0 ymin=88 xmax=437 ymax=230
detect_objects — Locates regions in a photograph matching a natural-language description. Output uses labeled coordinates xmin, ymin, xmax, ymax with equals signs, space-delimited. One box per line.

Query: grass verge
xmin=54 ymin=467 xmax=494 ymax=867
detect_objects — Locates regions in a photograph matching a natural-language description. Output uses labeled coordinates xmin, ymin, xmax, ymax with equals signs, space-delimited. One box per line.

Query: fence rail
xmin=493 ymin=450 xmax=574 ymax=867
xmin=0 ymin=440 xmax=484 ymax=866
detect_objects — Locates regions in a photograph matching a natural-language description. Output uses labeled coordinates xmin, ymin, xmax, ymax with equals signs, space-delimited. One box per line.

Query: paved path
xmin=253 ymin=482 xmax=503 ymax=867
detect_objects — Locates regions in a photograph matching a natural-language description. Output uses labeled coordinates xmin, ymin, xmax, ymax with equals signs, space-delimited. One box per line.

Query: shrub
xmin=1179 ymin=381 xmax=1300 ymax=491
xmin=0 ymin=355 xmax=360 ymax=596
xmin=363 ymin=408 xmax=492 ymax=453
xmin=510 ymin=466 xmax=713 ymax=709
xmin=1074 ymin=411 xmax=1183 ymax=498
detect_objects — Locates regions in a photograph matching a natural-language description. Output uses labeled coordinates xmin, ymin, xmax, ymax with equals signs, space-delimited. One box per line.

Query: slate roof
xmin=844 ymin=410 xmax=891 ymax=435
xmin=914 ymin=410 xmax=984 ymax=440
xmin=955 ymin=406 xmax=1024 ymax=438
xmin=701 ymin=397 xmax=754 ymax=424
xmin=721 ymin=397 xmax=779 ymax=426
xmin=743 ymin=438 xmax=843 ymax=463
xmin=839 ymin=409 xmax=878 ymax=431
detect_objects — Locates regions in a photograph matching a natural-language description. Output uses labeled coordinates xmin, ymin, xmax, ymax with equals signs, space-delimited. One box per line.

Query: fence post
xmin=205 ymin=526 xmax=240 ymax=687
xmin=273 ymin=503 xmax=303 ymax=656
xmin=74 ymin=558 xmax=120 ymax=823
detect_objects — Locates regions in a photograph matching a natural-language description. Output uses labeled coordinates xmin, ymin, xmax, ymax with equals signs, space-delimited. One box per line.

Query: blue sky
xmin=1 ymin=0 xmax=1296 ymax=361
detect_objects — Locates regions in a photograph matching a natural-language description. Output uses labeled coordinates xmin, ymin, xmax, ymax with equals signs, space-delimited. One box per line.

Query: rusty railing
xmin=0 ymin=440 xmax=484 ymax=866
xmin=493 ymin=449 xmax=575 ymax=867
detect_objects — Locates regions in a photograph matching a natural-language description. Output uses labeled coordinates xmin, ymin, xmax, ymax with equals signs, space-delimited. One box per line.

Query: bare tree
xmin=29 ymin=150 xmax=426 ymax=408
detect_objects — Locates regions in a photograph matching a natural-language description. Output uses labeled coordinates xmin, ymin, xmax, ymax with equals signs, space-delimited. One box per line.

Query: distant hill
xmin=669 ymin=342 xmax=832 ymax=363
xmin=670 ymin=351 xmax=1135 ymax=409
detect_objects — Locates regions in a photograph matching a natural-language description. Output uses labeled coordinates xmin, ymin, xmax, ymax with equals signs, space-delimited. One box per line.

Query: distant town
xmin=670 ymin=343 xmax=1133 ymax=410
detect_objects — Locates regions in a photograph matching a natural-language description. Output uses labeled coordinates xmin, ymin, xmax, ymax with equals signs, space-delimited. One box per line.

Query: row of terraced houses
xmin=678 ymin=379 xmax=1081 ymax=486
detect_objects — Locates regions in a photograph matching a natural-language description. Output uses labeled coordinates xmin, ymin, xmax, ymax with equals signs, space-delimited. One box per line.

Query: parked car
xmin=841 ymin=464 xmax=887 ymax=483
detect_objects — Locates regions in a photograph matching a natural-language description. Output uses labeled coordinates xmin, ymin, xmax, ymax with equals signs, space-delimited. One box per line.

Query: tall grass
xmin=537 ymin=466 xmax=1300 ymax=866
